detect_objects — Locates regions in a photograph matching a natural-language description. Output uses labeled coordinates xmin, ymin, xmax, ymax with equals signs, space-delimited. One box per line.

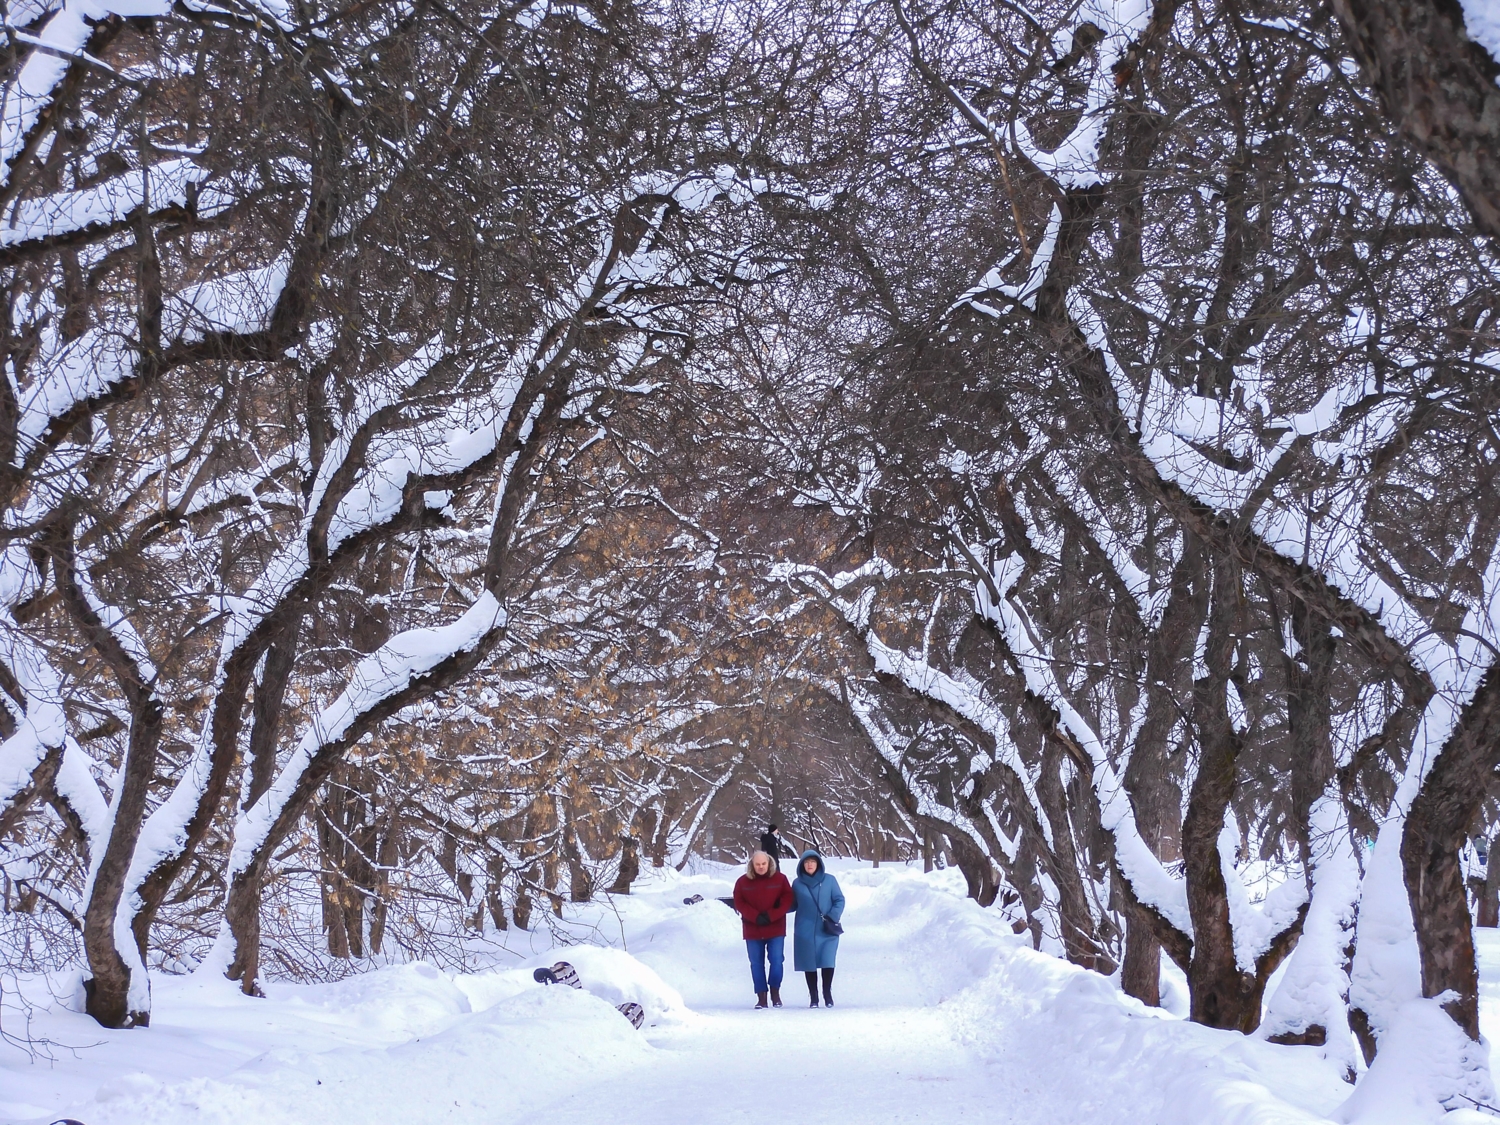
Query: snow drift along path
xmin=1 ymin=863 xmax=1491 ymax=1125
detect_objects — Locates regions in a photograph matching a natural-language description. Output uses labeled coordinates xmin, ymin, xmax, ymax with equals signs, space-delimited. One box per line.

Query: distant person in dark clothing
xmin=759 ymin=823 xmax=795 ymax=861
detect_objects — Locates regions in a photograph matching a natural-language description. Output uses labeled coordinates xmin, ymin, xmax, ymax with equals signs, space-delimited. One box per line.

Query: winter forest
xmin=3 ymin=0 xmax=1500 ymax=1119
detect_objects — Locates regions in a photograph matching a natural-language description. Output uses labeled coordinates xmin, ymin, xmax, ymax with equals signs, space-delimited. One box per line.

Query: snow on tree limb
xmin=0 ymin=158 xmax=209 ymax=251
xmin=1349 ymin=531 xmax=1500 ymax=1051
xmin=668 ymin=756 xmax=742 ymax=869
xmin=0 ymin=0 xmax=169 ymax=191
xmin=0 ymin=612 xmax=70 ymax=815
xmin=1259 ymin=793 xmax=1360 ymax=1076
xmin=846 ymin=680 xmax=999 ymax=847
xmin=972 ymin=551 xmax=1195 ymax=937
xmin=227 ymin=592 xmax=508 ymax=877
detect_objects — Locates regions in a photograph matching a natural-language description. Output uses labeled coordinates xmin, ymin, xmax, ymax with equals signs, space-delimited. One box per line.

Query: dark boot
xmin=805 ymin=970 xmax=819 ymax=1007
xmin=755 ymin=991 xmax=769 ymax=1009
xmin=822 ymin=967 xmax=835 ymax=1008
xmin=770 ymin=988 xmax=782 ymax=1007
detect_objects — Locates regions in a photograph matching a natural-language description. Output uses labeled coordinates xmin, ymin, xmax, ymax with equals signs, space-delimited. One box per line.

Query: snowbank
xmin=8 ymin=861 xmax=1500 ymax=1125
xmin=0 ymin=951 xmax=660 ymax=1124
xmin=853 ymin=870 xmax=1352 ymax=1124
xmin=74 ymin=984 xmax=650 ymax=1125
xmin=516 ymin=944 xmax=689 ymax=1025
xmin=1333 ymin=997 xmax=1494 ymax=1124
xmin=272 ymin=960 xmax=481 ymax=1037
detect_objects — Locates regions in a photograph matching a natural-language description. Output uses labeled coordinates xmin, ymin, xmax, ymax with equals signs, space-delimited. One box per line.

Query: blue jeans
xmin=746 ymin=936 xmax=784 ymax=993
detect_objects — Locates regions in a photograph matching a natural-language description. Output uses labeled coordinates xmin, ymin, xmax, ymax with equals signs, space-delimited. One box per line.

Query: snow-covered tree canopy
xmin=4 ymin=0 xmax=1500 ymax=1111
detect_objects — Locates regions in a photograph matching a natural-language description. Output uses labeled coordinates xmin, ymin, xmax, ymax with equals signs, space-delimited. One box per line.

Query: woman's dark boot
xmin=755 ymin=991 xmax=769 ymax=1009
xmin=770 ymin=988 xmax=782 ymax=1007
xmin=805 ymin=971 xmax=819 ymax=1007
xmin=822 ymin=967 xmax=835 ymax=1008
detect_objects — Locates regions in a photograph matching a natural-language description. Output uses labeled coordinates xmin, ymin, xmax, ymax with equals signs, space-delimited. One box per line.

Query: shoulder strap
xmin=801 ymin=877 xmax=827 ymax=917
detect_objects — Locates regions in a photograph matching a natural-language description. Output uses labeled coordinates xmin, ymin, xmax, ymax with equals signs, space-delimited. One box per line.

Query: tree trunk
xmin=948 ymin=829 xmax=998 ymax=906
xmin=368 ymin=814 xmax=398 ymax=955
xmin=608 ymin=835 xmax=639 ymax=895
xmin=1401 ymin=663 xmax=1500 ymax=1040
xmin=513 ymin=882 xmax=533 ymax=930
xmin=486 ymin=882 xmax=510 ymax=931
xmin=651 ymin=801 xmax=674 ymax=868
xmin=1331 ymin=0 xmax=1500 ymax=242
xmin=225 ymin=847 xmax=267 ymax=996
xmin=1122 ymin=539 xmax=1208 ymax=1005
xmin=81 ymin=697 xmax=164 ymax=1028
xmin=1180 ymin=565 xmax=1302 ymax=1032
xmin=1037 ymin=740 xmax=1110 ymax=971
xmin=53 ymin=520 xmax=167 ymax=1029
xmin=566 ymin=837 xmax=592 ymax=903
xmin=318 ymin=792 xmax=351 ymax=959
xmin=1121 ymin=914 xmax=1162 ymax=1007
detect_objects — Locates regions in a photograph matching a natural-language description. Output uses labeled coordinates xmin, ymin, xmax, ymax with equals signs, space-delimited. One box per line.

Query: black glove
xmin=755 ymin=911 xmax=771 ymax=926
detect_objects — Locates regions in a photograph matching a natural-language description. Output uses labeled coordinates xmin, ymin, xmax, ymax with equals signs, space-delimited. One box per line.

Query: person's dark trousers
xmin=804 ymin=967 xmax=834 ymax=1005
xmin=747 ymin=936 xmax=784 ymax=994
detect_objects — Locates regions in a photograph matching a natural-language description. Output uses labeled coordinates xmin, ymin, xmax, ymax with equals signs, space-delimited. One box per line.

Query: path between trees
xmin=544 ymin=883 xmax=1019 ymax=1125
xmin=0 ymin=863 xmax=1444 ymax=1125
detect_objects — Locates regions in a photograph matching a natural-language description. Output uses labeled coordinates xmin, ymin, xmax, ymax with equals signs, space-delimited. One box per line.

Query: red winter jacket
xmin=733 ymin=871 xmax=793 ymax=940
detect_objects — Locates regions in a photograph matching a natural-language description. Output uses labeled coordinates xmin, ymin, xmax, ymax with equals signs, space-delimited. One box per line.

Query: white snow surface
xmin=1461 ymin=0 xmax=1500 ymax=73
xmin=10 ymin=860 xmax=1478 ymax=1125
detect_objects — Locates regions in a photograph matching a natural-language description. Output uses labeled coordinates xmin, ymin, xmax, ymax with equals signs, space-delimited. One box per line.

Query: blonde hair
xmin=746 ymin=850 xmax=776 ymax=877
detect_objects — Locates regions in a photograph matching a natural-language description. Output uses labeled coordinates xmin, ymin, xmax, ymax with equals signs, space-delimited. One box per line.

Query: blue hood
xmin=796 ymin=849 xmax=825 ymax=880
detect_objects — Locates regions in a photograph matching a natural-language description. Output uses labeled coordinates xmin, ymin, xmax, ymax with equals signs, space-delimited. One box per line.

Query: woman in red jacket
xmin=732 ymin=851 xmax=794 ymax=1009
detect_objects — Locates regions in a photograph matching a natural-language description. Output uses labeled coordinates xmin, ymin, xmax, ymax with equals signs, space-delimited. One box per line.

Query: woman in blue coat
xmin=791 ymin=849 xmax=845 ymax=1007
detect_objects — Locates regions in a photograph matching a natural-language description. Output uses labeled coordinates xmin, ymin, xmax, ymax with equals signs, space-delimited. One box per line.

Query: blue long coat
xmin=791 ymin=850 xmax=845 ymax=971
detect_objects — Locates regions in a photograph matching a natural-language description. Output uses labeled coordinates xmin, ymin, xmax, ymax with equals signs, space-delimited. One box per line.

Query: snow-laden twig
xmin=1039 ymin=450 xmax=1170 ymax=627
xmin=845 ymin=679 xmax=1015 ymax=860
xmin=668 ymin=756 xmax=742 ymax=869
xmin=0 ymin=0 xmax=170 ymax=191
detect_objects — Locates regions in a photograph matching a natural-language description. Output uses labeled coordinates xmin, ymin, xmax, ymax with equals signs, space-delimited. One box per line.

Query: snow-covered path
xmin=544 ymin=877 xmax=1011 ymax=1125
xmin=547 ymin=1005 xmax=1002 ymax=1125
xmin=1 ymin=862 xmax=1462 ymax=1125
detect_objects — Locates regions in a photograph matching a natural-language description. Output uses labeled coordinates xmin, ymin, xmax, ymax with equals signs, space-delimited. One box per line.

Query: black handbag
xmin=813 ymin=886 xmax=844 ymax=935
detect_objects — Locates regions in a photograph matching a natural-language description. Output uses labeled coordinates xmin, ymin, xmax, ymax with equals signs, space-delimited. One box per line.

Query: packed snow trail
xmin=544 ymin=872 xmax=1009 ymax=1125
xmin=4 ymin=862 xmax=1491 ymax=1125
xmin=546 ymin=1003 xmax=1002 ymax=1125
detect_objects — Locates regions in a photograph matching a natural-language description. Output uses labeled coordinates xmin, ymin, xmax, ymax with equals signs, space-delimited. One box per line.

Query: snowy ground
xmin=3 ymin=863 xmax=1498 ymax=1125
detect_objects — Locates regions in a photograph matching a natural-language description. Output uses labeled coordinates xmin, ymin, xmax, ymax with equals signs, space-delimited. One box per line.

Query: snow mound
xmin=520 ymin=944 xmax=689 ymax=1025
xmin=853 ymin=867 xmax=1350 ymax=1124
xmin=450 ymin=965 xmax=537 ymax=1012
xmin=1332 ymin=997 xmax=1496 ymax=1124
xmin=852 ymin=871 xmax=1022 ymax=1002
xmin=65 ymin=983 xmax=651 ymax=1125
xmin=267 ymin=960 xmax=475 ymax=1037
